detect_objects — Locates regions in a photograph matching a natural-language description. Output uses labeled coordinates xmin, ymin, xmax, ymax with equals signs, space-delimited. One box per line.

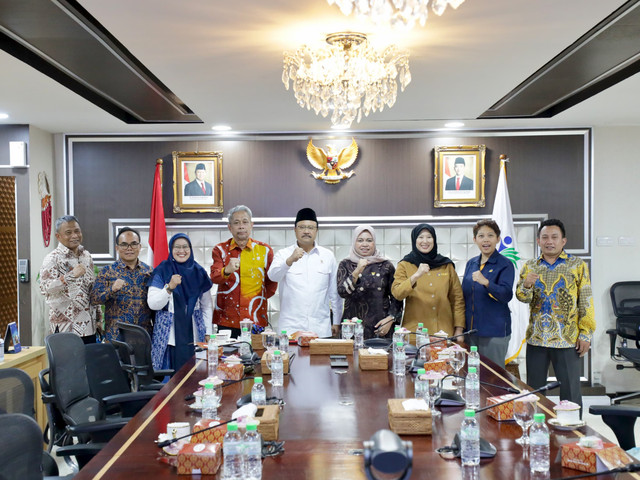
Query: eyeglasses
xmin=173 ymin=245 xmax=191 ymax=251
xmin=118 ymin=242 xmax=140 ymax=249
xmin=296 ymin=225 xmax=317 ymax=231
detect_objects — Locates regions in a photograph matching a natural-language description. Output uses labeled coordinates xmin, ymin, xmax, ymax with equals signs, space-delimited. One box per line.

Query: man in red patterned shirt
xmin=211 ymin=205 xmax=277 ymax=337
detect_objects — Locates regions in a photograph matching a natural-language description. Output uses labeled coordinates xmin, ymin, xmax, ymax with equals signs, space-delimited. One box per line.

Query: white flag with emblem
xmin=492 ymin=158 xmax=529 ymax=364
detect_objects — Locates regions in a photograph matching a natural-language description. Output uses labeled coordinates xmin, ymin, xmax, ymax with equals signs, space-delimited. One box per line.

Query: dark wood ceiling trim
xmin=479 ymin=0 xmax=640 ymax=119
xmin=0 ymin=0 xmax=202 ymax=124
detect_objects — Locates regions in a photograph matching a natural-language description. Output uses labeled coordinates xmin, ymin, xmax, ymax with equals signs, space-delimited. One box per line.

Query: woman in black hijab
xmin=391 ymin=224 xmax=464 ymax=337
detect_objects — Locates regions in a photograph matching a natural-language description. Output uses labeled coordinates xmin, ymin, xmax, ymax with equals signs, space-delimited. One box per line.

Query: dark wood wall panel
xmin=69 ymin=131 xmax=588 ymax=254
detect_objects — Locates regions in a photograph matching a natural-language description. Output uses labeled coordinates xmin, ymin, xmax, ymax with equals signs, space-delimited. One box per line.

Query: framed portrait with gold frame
xmin=434 ymin=145 xmax=485 ymax=208
xmin=172 ymin=151 xmax=223 ymax=213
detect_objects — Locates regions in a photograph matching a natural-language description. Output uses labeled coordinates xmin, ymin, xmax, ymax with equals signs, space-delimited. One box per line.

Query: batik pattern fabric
xmin=39 ymin=243 xmax=101 ymax=336
xmin=516 ymin=252 xmax=595 ymax=348
xmin=211 ymin=238 xmax=277 ymax=330
xmin=91 ymin=259 xmax=154 ymax=341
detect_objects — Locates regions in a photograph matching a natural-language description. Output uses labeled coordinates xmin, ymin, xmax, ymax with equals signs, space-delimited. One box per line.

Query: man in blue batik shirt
xmin=91 ymin=227 xmax=154 ymax=341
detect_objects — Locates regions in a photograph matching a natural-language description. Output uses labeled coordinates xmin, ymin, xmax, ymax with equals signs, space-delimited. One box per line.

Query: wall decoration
xmin=434 ymin=145 xmax=486 ymax=207
xmin=172 ymin=151 xmax=223 ymax=213
xmin=38 ymin=172 xmax=52 ymax=246
xmin=306 ymin=138 xmax=359 ymax=184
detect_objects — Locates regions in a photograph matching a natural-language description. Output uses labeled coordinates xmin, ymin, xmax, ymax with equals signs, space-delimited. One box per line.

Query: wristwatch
xmin=164 ymin=283 xmax=173 ymax=294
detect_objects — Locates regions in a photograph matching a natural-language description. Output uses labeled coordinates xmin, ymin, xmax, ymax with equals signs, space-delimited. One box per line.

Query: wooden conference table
xmin=74 ymin=345 xmax=631 ymax=479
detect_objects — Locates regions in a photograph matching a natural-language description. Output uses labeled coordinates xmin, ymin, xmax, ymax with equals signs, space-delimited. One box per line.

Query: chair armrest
xmin=66 ymin=418 xmax=129 ymax=443
xmin=589 ymin=405 xmax=640 ymax=417
xmin=102 ymin=391 xmax=156 ymax=407
xmin=140 ymin=383 xmax=165 ymax=391
xmin=56 ymin=443 xmax=103 ymax=458
xmin=154 ymin=369 xmax=174 ymax=377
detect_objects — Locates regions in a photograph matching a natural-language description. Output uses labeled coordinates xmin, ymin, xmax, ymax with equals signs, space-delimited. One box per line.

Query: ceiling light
xmin=283 ymin=32 xmax=411 ymax=128
xmin=211 ymin=125 xmax=232 ymax=131
xmin=328 ymin=0 xmax=465 ymax=28
xmin=444 ymin=121 xmax=464 ymax=128
xmin=0 ymin=113 xmax=9 ymax=120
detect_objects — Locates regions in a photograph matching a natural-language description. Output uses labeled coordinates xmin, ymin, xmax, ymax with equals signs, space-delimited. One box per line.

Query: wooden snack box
xmin=387 ymin=398 xmax=432 ymax=435
xmin=358 ymin=349 xmax=389 ymax=370
xmin=309 ymin=339 xmax=354 ymax=355
xmin=261 ymin=351 xmax=290 ymax=375
xmin=255 ymin=405 xmax=280 ymax=441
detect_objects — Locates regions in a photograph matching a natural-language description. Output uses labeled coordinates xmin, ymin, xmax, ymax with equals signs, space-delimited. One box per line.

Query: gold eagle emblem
xmin=306 ymin=138 xmax=359 ymax=184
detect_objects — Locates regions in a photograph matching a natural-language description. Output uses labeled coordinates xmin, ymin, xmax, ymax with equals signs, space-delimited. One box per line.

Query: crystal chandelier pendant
xmin=282 ymin=32 xmax=411 ymax=128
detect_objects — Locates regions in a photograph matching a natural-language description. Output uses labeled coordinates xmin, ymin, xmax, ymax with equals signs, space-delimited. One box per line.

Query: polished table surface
xmin=74 ymin=346 xmax=632 ymax=479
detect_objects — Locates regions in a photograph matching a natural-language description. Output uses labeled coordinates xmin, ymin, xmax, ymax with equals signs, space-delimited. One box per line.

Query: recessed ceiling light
xmin=0 ymin=113 xmax=9 ymax=120
xmin=444 ymin=121 xmax=464 ymax=128
xmin=211 ymin=125 xmax=231 ymax=131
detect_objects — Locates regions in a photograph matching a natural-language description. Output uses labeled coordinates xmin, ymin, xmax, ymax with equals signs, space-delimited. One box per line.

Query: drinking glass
xmin=449 ymin=349 xmax=466 ymax=389
xmin=513 ymin=396 xmax=536 ymax=445
xmin=342 ymin=322 xmax=354 ymax=340
xmin=263 ymin=330 xmax=276 ymax=351
xmin=428 ymin=378 xmax=441 ymax=417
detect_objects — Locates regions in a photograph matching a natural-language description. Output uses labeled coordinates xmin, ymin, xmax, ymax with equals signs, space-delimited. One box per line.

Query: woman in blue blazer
xmin=462 ymin=220 xmax=515 ymax=366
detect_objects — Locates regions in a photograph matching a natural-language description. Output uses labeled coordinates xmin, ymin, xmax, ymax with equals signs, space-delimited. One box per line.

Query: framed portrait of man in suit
xmin=172 ymin=151 xmax=223 ymax=213
xmin=434 ymin=145 xmax=485 ymax=208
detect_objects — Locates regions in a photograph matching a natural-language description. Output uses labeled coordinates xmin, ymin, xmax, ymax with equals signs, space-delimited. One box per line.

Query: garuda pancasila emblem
xmin=306 ymin=138 xmax=358 ymax=184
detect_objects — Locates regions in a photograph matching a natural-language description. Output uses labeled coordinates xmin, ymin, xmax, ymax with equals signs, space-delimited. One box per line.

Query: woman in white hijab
xmin=337 ymin=225 xmax=403 ymax=339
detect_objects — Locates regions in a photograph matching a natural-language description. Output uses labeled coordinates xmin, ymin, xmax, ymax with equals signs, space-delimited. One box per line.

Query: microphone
xmin=228 ymin=341 xmax=261 ymax=365
xmin=411 ymin=329 xmax=478 ymax=370
xmin=473 ymin=381 xmax=561 ymax=414
xmin=442 ymin=374 xmax=520 ymax=394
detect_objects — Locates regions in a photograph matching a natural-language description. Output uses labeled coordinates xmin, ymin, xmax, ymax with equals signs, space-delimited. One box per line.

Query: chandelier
xmin=282 ymin=32 xmax=411 ymax=128
xmin=327 ymin=0 xmax=466 ymax=28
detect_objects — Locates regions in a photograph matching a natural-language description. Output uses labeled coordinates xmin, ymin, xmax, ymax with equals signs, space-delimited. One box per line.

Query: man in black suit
xmin=445 ymin=157 xmax=474 ymax=191
xmin=184 ymin=163 xmax=213 ymax=196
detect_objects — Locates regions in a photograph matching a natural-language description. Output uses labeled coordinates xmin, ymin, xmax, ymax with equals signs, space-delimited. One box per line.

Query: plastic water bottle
xmin=202 ymin=382 xmax=217 ymax=419
xmin=530 ymin=413 xmax=550 ymax=473
xmin=207 ymin=335 xmax=218 ymax=378
xmin=354 ymin=319 xmax=364 ymax=349
xmin=270 ymin=350 xmax=283 ymax=386
xmin=278 ymin=329 xmax=289 ymax=355
xmin=465 ymin=367 xmax=480 ymax=410
xmin=239 ymin=327 xmax=251 ymax=357
xmin=223 ymin=422 xmax=243 ymax=479
xmin=243 ymin=422 xmax=262 ymax=480
xmin=416 ymin=323 xmax=428 ymax=361
xmin=414 ymin=368 xmax=428 ymax=401
xmin=392 ymin=326 xmax=402 ymax=344
xmin=393 ymin=342 xmax=406 ymax=377
xmin=251 ymin=377 xmax=267 ymax=406
xmin=0 ymin=338 xmax=4 ymax=363
xmin=460 ymin=409 xmax=480 ymax=466
xmin=468 ymin=345 xmax=480 ymax=375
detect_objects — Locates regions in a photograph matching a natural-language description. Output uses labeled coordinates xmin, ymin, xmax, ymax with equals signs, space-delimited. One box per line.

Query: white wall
xmin=28 ymin=126 xmax=55 ymax=345
xmin=592 ymin=126 xmax=640 ymax=393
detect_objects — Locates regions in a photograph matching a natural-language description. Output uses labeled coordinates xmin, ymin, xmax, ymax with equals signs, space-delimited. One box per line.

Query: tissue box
xmin=422 ymin=359 xmax=452 ymax=375
xmin=486 ymin=395 xmax=517 ymax=421
xmin=561 ymin=441 xmax=634 ymax=473
xmin=261 ymin=351 xmax=290 ymax=375
xmin=255 ymin=405 xmax=280 ymax=441
xmin=177 ymin=442 xmax=222 ymax=475
xmin=190 ymin=419 xmax=226 ymax=445
xmin=358 ymin=349 xmax=388 ymax=370
xmin=293 ymin=331 xmax=318 ymax=347
xmin=217 ymin=362 xmax=244 ymax=381
xmin=387 ymin=398 xmax=432 ymax=435
xmin=309 ymin=339 xmax=354 ymax=355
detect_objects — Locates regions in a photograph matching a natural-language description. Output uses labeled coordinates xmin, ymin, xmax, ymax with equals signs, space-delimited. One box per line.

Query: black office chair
xmin=0 ymin=367 xmax=34 ymax=416
xmin=115 ymin=322 xmax=173 ymax=391
xmin=0 ymin=413 xmax=53 ymax=480
xmin=607 ymin=281 xmax=640 ymax=403
xmin=85 ymin=342 xmax=156 ymax=417
xmin=41 ymin=333 xmax=131 ymax=466
xmin=589 ymin=404 xmax=640 ymax=450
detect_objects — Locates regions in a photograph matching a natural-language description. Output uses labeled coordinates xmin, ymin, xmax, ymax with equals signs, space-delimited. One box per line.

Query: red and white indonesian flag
xmin=147 ymin=162 xmax=169 ymax=267
xmin=492 ymin=158 xmax=529 ymax=364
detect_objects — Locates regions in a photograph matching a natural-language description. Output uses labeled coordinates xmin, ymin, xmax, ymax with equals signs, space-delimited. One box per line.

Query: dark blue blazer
xmin=462 ymin=249 xmax=514 ymax=337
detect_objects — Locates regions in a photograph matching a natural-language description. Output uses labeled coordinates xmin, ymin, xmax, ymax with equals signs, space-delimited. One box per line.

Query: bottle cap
xmin=396 ymin=342 xmax=403 ymax=347
xmin=464 ymin=409 xmax=476 ymax=417
xmin=417 ymin=368 xmax=426 ymax=375
xmin=356 ymin=319 xmax=362 ymax=324
xmin=227 ymin=422 xmax=238 ymax=431
xmin=246 ymin=422 xmax=258 ymax=431
xmin=274 ymin=350 xmax=281 ymax=355
xmin=534 ymin=413 xmax=546 ymax=422
xmin=418 ymin=323 xmax=424 ymax=328
xmin=211 ymin=334 xmax=217 ymax=340
xmin=424 ymin=328 xmax=428 ymax=334
xmin=242 ymin=327 xmax=248 ymax=332
xmin=468 ymin=367 xmax=477 ymax=374
xmin=204 ymin=382 xmax=214 ymax=389
xmin=394 ymin=326 xmax=400 ymax=331
xmin=470 ymin=346 xmax=478 ymax=352
xmin=254 ymin=377 xmax=263 ymax=384
xmin=281 ymin=330 xmax=287 ymax=334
